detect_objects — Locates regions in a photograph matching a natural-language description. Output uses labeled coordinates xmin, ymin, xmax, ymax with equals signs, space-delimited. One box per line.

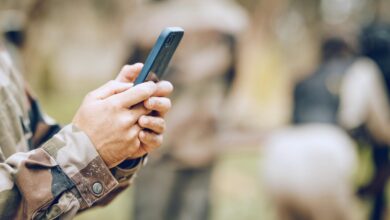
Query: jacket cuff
xmin=111 ymin=155 xmax=147 ymax=183
xmin=41 ymin=124 xmax=118 ymax=208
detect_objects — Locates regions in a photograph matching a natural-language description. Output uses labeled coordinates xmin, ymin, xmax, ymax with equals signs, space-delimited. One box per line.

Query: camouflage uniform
xmin=0 ymin=46 xmax=144 ymax=219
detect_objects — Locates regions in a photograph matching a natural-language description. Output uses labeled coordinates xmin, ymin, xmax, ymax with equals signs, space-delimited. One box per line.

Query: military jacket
xmin=0 ymin=47 xmax=143 ymax=219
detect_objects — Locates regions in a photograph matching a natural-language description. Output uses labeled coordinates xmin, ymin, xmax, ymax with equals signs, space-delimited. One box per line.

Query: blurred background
xmin=1 ymin=0 xmax=390 ymax=219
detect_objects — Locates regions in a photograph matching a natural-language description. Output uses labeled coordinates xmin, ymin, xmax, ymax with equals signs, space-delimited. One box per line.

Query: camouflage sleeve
xmin=0 ymin=124 xmax=118 ymax=219
xmin=94 ymin=156 xmax=147 ymax=207
xmin=0 ymin=123 xmax=147 ymax=219
xmin=0 ymin=46 xmax=145 ymax=219
xmin=26 ymin=88 xmax=146 ymax=185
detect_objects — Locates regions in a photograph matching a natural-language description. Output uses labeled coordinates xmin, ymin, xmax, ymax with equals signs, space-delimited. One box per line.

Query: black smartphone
xmin=134 ymin=27 xmax=184 ymax=85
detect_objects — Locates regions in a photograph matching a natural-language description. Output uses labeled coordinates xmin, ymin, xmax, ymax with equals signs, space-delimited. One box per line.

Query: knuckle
xmin=128 ymin=128 xmax=138 ymax=140
xmin=149 ymin=133 xmax=160 ymax=145
xmin=149 ymin=98 xmax=171 ymax=111
xmin=119 ymin=115 xmax=132 ymax=129
xmin=136 ymin=88 xmax=149 ymax=99
xmin=144 ymin=82 xmax=157 ymax=94
xmin=128 ymin=109 xmax=138 ymax=117
xmin=127 ymin=113 xmax=137 ymax=124
xmin=100 ymin=100 xmax=112 ymax=112
xmin=139 ymin=115 xmax=149 ymax=126
xmin=151 ymin=117 xmax=165 ymax=132
xmin=108 ymin=98 xmax=122 ymax=108
xmin=140 ymin=131 xmax=150 ymax=142
xmin=108 ymin=80 xmax=116 ymax=86
xmin=141 ymin=87 xmax=153 ymax=97
xmin=154 ymin=135 xmax=163 ymax=146
xmin=134 ymin=139 xmax=141 ymax=148
xmin=121 ymin=64 xmax=132 ymax=71
xmin=86 ymin=91 xmax=96 ymax=100
xmin=146 ymin=98 xmax=159 ymax=109
xmin=144 ymin=99 xmax=152 ymax=109
xmin=139 ymin=105 xmax=149 ymax=114
xmin=131 ymin=105 xmax=147 ymax=119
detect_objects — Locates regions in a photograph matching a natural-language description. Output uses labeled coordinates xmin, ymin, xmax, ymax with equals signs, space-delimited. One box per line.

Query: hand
xmin=115 ymin=64 xmax=173 ymax=158
xmin=72 ymin=78 xmax=157 ymax=168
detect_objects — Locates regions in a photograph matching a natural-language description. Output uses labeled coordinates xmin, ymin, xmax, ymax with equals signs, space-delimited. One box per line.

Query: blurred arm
xmin=339 ymin=58 xmax=390 ymax=144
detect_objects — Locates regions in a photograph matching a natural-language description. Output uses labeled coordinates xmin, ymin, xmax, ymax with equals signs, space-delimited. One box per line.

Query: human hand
xmin=115 ymin=64 xmax=173 ymax=158
xmin=72 ymin=78 xmax=157 ymax=168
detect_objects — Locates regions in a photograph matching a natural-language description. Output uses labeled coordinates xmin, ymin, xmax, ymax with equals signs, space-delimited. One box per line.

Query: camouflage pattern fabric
xmin=0 ymin=47 xmax=144 ymax=219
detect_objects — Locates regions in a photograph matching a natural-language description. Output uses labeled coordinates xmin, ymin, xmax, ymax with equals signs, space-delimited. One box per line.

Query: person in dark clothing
xmin=262 ymin=38 xmax=359 ymax=220
xmin=293 ymin=37 xmax=354 ymax=124
xmin=355 ymin=23 xmax=390 ymax=220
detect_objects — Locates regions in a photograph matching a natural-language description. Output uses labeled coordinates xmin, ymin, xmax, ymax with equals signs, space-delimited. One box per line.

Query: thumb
xmin=116 ymin=63 xmax=144 ymax=83
xmin=90 ymin=80 xmax=133 ymax=100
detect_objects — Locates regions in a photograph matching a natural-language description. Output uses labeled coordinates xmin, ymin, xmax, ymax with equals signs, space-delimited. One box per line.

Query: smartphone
xmin=134 ymin=27 xmax=184 ymax=85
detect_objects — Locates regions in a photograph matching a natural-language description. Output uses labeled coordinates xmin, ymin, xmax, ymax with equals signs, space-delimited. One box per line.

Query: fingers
xmin=90 ymin=80 xmax=132 ymax=100
xmin=115 ymin=63 xmax=144 ymax=83
xmin=109 ymin=81 xmax=157 ymax=108
xmin=127 ymin=124 xmax=142 ymax=145
xmin=120 ymin=125 xmax=142 ymax=162
xmin=138 ymin=115 xmax=165 ymax=134
xmin=128 ymin=126 xmax=163 ymax=159
xmin=153 ymin=81 xmax=174 ymax=97
xmin=124 ymin=103 xmax=151 ymax=126
xmin=139 ymin=130 xmax=163 ymax=151
xmin=144 ymin=97 xmax=171 ymax=116
xmin=89 ymin=65 xmax=171 ymax=103
xmin=125 ymin=115 xmax=166 ymax=159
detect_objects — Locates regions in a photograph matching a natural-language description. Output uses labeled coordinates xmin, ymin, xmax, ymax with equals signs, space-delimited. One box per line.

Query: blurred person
xmin=293 ymin=38 xmax=355 ymax=125
xmin=124 ymin=1 xmax=249 ymax=220
xmin=0 ymin=3 xmax=174 ymax=220
xmin=0 ymin=9 xmax=26 ymax=70
xmin=339 ymin=22 xmax=390 ymax=220
xmin=261 ymin=37 xmax=359 ymax=220
xmin=262 ymin=125 xmax=358 ymax=220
